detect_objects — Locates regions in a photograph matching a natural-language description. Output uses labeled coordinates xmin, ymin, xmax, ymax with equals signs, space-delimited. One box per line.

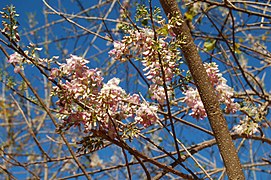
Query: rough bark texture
xmin=159 ymin=0 xmax=245 ymax=179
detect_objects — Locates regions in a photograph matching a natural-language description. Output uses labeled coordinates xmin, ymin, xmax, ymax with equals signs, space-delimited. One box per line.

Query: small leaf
xmin=157 ymin=26 xmax=168 ymax=36
xmin=234 ymin=43 xmax=241 ymax=54
xmin=184 ymin=12 xmax=194 ymax=21
xmin=141 ymin=18 xmax=148 ymax=26
xmin=204 ymin=40 xmax=216 ymax=51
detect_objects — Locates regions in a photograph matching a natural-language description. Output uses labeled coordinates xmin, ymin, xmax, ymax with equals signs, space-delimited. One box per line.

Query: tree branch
xmin=159 ymin=0 xmax=245 ymax=179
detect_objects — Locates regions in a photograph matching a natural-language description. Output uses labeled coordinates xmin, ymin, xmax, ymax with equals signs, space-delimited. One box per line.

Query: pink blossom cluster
xmin=135 ymin=102 xmax=158 ymax=127
xmin=183 ymin=87 xmax=206 ymax=119
xmin=232 ymin=102 xmax=263 ymax=135
xmin=109 ymin=27 xmax=180 ymax=104
xmin=149 ymin=84 xmax=172 ymax=104
xmin=8 ymin=47 xmax=44 ymax=73
xmin=8 ymin=52 xmax=24 ymax=73
xmin=183 ymin=62 xmax=240 ymax=119
xmin=50 ymin=55 xmax=158 ymax=138
xmin=232 ymin=117 xmax=259 ymax=135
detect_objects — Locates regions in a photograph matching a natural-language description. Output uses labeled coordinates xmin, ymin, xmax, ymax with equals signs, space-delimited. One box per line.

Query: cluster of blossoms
xmin=183 ymin=62 xmax=240 ymax=119
xmin=50 ymin=55 xmax=158 ymax=138
xmin=8 ymin=52 xmax=25 ymax=73
xmin=232 ymin=116 xmax=259 ymax=135
xmin=232 ymin=102 xmax=264 ymax=135
xmin=109 ymin=26 xmax=181 ymax=104
xmin=8 ymin=45 xmax=45 ymax=73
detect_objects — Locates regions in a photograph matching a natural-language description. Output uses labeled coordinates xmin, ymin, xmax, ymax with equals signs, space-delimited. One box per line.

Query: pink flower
xmin=8 ymin=52 xmax=22 ymax=64
xmin=109 ymin=27 xmax=180 ymax=105
xmin=127 ymin=94 xmax=140 ymax=104
xmin=149 ymin=84 xmax=172 ymax=105
xmin=183 ymin=62 xmax=239 ymax=119
xmin=183 ymin=88 xmax=207 ymax=119
xmin=52 ymin=55 xmax=159 ymax=136
xmin=49 ymin=68 xmax=59 ymax=80
xmin=14 ymin=66 xmax=23 ymax=73
xmin=100 ymin=78 xmax=126 ymax=111
xmin=204 ymin=62 xmax=220 ymax=86
xmin=232 ymin=117 xmax=259 ymax=135
xmin=108 ymin=41 xmax=128 ymax=61
xmin=135 ymin=103 xmax=158 ymax=127
xmin=225 ymin=101 xmax=239 ymax=114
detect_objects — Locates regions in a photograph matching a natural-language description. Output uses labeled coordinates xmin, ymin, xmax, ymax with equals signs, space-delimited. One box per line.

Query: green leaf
xmin=157 ymin=26 xmax=168 ymax=36
xmin=234 ymin=43 xmax=241 ymax=54
xmin=204 ymin=40 xmax=216 ymax=51
xmin=141 ymin=18 xmax=148 ymax=26
xmin=184 ymin=12 xmax=194 ymax=21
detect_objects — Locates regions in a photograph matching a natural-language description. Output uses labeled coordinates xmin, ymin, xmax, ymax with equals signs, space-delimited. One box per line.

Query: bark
xmin=159 ymin=0 xmax=245 ymax=179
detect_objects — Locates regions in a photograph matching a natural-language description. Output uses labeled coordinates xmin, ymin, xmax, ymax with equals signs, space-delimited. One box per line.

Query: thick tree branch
xmin=159 ymin=0 xmax=245 ymax=179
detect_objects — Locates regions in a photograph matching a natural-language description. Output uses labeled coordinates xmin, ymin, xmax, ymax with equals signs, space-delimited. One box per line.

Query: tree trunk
xmin=159 ymin=0 xmax=245 ymax=179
